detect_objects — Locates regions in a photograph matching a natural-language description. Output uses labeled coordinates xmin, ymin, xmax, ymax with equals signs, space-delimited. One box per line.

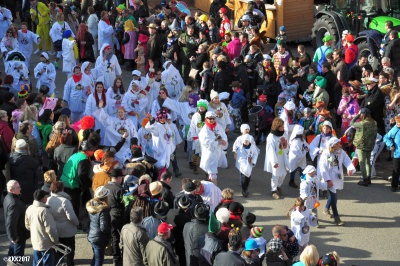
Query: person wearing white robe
xmin=81 ymin=61 xmax=102 ymax=92
xmin=95 ymin=43 xmax=122 ymax=89
xmin=121 ymin=80 xmax=149 ymax=128
xmin=87 ymin=10 xmax=99 ymax=56
xmin=146 ymin=69 xmax=162 ymax=112
xmin=319 ymin=137 xmax=355 ymax=226
xmin=0 ymin=30 xmax=18 ymax=62
xmin=106 ymin=77 xmax=125 ymax=118
xmin=289 ymin=198 xmax=317 ymax=247
xmin=232 ymin=124 xmax=257 ymax=152
xmin=199 ymin=111 xmax=228 ymax=186
xmin=208 ymin=90 xmax=231 ymax=133
xmin=137 ymin=119 xmax=154 ymax=158
xmin=144 ymin=109 xmax=175 ymax=176
xmin=93 ymin=105 xmax=138 ymax=164
xmin=49 ymin=13 xmax=74 ymax=62
xmin=0 ymin=7 xmax=12 ymax=39
xmin=61 ymin=30 xmax=76 ymax=77
xmin=8 ymin=61 xmax=29 ymax=93
xmin=299 ymin=165 xmax=327 ymax=216
xmin=264 ymin=118 xmax=289 ymax=200
xmin=194 ymin=180 xmax=222 ymax=211
xmin=85 ymin=81 xmax=114 ymax=144
xmin=130 ymin=70 xmax=148 ymax=90
xmin=34 ymin=52 xmax=56 ymax=95
xmin=309 ymin=120 xmax=334 ymax=176
xmin=17 ymin=24 xmax=40 ymax=68
xmin=234 ymin=134 xmax=259 ymax=197
xmin=168 ymin=114 xmax=183 ymax=177
xmin=97 ymin=11 xmax=114 ymax=52
xmin=288 ymin=125 xmax=308 ymax=188
xmin=161 ymin=60 xmax=184 ymax=101
xmin=63 ymin=66 xmax=92 ymax=122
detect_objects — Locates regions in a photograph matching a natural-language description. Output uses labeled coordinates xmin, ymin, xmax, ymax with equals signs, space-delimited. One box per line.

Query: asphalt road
xmin=0 ymin=26 xmax=399 ymax=266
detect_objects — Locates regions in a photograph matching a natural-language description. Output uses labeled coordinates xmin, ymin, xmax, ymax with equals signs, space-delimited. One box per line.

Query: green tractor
xmin=311 ymin=0 xmax=400 ymax=68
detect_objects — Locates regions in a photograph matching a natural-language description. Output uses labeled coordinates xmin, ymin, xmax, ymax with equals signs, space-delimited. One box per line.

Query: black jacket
xmin=160 ymin=181 xmax=174 ymax=209
xmin=384 ymin=38 xmax=400 ymax=70
xmin=360 ymin=85 xmax=385 ymax=135
xmin=9 ymin=152 xmax=40 ymax=205
xmin=147 ymin=32 xmax=164 ymax=61
xmin=183 ymin=219 xmax=208 ymax=266
xmin=347 ymin=63 xmax=371 ymax=82
xmin=191 ymin=52 xmax=209 ymax=70
xmin=322 ymin=70 xmax=337 ymax=109
xmin=234 ymin=64 xmax=249 ymax=93
xmin=3 ymin=193 xmax=29 ymax=243
xmin=214 ymin=68 xmax=233 ymax=94
xmin=214 ymin=250 xmax=246 ymax=266
xmin=104 ymin=181 xmax=125 ymax=220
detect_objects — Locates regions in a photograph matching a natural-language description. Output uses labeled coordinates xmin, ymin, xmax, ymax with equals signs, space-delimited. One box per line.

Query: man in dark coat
xmin=347 ymin=54 xmax=371 ymax=82
xmin=104 ymin=169 xmax=125 ymax=266
xmin=360 ymin=77 xmax=385 ymax=136
xmin=240 ymin=33 xmax=250 ymax=58
xmin=214 ymin=229 xmax=246 ymax=266
xmin=384 ymin=30 xmax=400 ymax=84
xmin=146 ymin=23 xmax=163 ymax=70
xmin=198 ymin=211 xmax=223 ymax=266
xmin=214 ymin=60 xmax=233 ymax=94
xmin=9 ymin=139 xmax=39 ymax=205
xmin=160 ymin=171 xmax=175 ymax=209
xmin=0 ymin=92 xmax=17 ymax=129
xmin=4 ymin=180 xmax=29 ymax=256
xmin=183 ymin=202 xmax=210 ymax=266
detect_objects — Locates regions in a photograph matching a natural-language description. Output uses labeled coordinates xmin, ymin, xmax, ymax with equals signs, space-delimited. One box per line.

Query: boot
xmin=277 ymin=187 xmax=283 ymax=195
xmin=189 ymin=162 xmax=194 ymax=169
xmin=367 ymin=177 xmax=371 ymax=185
xmin=192 ymin=155 xmax=199 ymax=174
xmin=174 ymin=169 xmax=182 ymax=177
xmin=357 ymin=179 xmax=369 ymax=187
xmin=288 ymin=180 xmax=298 ymax=188
xmin=334 ymin=216 xmax=344 ymax=226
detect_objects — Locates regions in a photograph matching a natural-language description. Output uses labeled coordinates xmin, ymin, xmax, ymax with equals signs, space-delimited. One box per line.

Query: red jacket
xmin=344 ymin=44 xmax=359 ymax=68
xmin=0 ymin=120 xmax=14 ymax=154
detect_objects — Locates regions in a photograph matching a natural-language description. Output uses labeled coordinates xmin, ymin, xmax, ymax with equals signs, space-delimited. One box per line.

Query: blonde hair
xmin=138 ymin=174 xmax=151 ymax=184
xmin=179 ymin=85 xmax=192 ymax=102
xmin=217 ymin=55 xmax=227 ymax=62
xmin=44 ymin=170 xmax=56 ymax=183
xmin=300 ymin=245 xmax=319 ymax=266
xmin=20 ymin=105 xmax=38 ymax=122
xmin=271 ymin=118 xmax=284 ymax=130
xmin=287 ymin=197 xmax=304 ymax=218
xmin=221 ymin=188 xmax=234 ymax=200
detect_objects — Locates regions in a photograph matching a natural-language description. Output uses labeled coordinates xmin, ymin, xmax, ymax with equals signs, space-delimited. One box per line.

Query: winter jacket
xmin=351 ymin=115 xmax=378 ymax=151
xmin=0 ymin=120 xmax=13 ymax=153
xmin=46 ymin=191 xmax=79 ymax=238
xmin=233 ymin=64 xmax=249 ymax=93
xmin=227 ymin=38 xmax=242 ymax=61
xmin=160 ymin=181 xmax=174 ymax=209
xmin=9 ymin=151 xmax=40 ymax=205
xmin=198 ymin=232 xmax=224 ymax=266
xmin=214 ymin=68 xmax=233 ymax=94
xmin=148 ymin=31 xmax=164 ymax=62
xmin=86 ymin=198 xmax=111 ymax=247
xmin=162 ymin=40 xmax=179 ymax=61
xmin=3 ymin=193 xmax=29 ymax=243
xmin=120 ymin=222 xmax=149 ymax=266
xmin=183 ymin=219 xmax=208 ymax=266
xmin=11 ymin=133 xmax=40 ymax=160
xmin=53 ymin=144 xmax=78 ymax=178
xmin=191 ymin=52 xmax=208 ymax=71
xmin=104 ymin=181 xmax=125 ymax=220
xmin=200 ymin=69 xmax=214 ymax=96
xmin=209 ymin=26 xmax=221 ymax=44
xmin=145 ymin=236 xmax=179 ymax=266
xmin=36 ymin=121 xmax=53 ymax=150
xmin=384 ymin=38 xmax=400 ymax=70
xmin=60 ymin=152 xmax=91 ymax=190
xmin=25 ymin=200 xmax=59 ymax=251
xmin=231 ymin=89 xmax=247 ymax=109
xmin=360 ymin=85 xmax=385 ymax=135
xmin=214 ymin=250 xmax=246 ymax=266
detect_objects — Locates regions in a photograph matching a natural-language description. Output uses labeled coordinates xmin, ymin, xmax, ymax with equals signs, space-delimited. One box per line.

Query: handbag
xmin=189 ymin=68 xmax=199 ymax=79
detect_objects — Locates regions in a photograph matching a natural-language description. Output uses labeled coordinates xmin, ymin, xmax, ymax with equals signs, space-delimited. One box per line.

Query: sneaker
xmin=391 ymin=187 xmax=397 ymax=192
xmin=54 ymin=61 xmax=58 ymax=69
xmin=323 ymin=208 xmax=333 ymax=218
xmin=334 ymin=217 xmax=344 ymax=226
xmin=271 ymin=191 xmax=280 ymax=199
xmin=34 ymin=49 xmax=42 ymax=55
xmin=277 ymin=187 xmax=283 ymax=195
xmin=174 ymin=169 xmax=182 ymax=177
xmin=242 ymin=190 xmax=249 ymax=198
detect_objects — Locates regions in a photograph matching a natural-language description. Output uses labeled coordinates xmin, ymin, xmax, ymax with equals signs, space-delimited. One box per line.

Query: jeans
xmin=392 ymin=158 xmax=400 ymax=189
xmin=8 ymin=241 xmax=26 ymax=256
xmin=91 ymin=243 xmax=106 ymax=266
xmin=240 ymin=173 xmax=251 ymax=191
xmin=326 ymin=189 xmax=339 ymax=218
xmin=33 ymin=249 xmax=55 ymax=266
xmin=358 ymin=150 xmax=372 ymax=179
xmin=290 ymin=167 xmax=303 ymax=181
xmin=58 ymin=236 xmax=75 ymax=266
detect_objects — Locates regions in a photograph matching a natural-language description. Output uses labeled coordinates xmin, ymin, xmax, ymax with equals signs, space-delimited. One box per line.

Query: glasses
xmin=207 ymin=118 xmax=216 ymax=120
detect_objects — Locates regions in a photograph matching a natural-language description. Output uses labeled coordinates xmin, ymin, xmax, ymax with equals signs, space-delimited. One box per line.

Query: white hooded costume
xmin=234 ymin=134 xmax=259 ymax=177
xmin=95 ymin=43 xmax=122 ymax=89
xmin=121 ymin=80 xmax=149 ymax=128
xmin=290 ymin=207 xmax=317 ymax=247
xmin=98 ymin=19 xmax=114 ymax=52
xmin=34 ymin=53 xmax=56 ymax=95
xmin=288 ymin=125 xmax=308 ymax=172
xmin=8 ymin=61 xmax=29 ymax=93
xmin=17 ymin=29 xmax=40 ymax=68
xmin=279 ymin=101 xmax=296 ymax=140
xmin=299 ymin=166 xmax=327 ymax=211
xmin=161 ymin=61 xmax=184 ymax=101
xmin=208 ymin=90 xmax=231 ymax=131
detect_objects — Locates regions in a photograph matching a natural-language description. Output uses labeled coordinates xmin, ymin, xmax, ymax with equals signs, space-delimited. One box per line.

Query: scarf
xmin=205 ymin=120 xmax=217 ymax=131
xmin=229 ymin=213 xmax=242 ymax=220
xmin=167 ymin=37 xmax=177 ymax=49
xmin=94 ymin=90 xmax=107 ymax=107
xmin=72 ymin=73 xmax=82 ymax=83
xmin=284 ymin=108 xmax=293 ymax=125
xmin=104 ymin=19 xmax=111 ymax=25
xmin=271 ymin=129 xmax=284 ymax=137
xmin=195 ymin=183 xmax=204 ymax=195
xmin=22 ymin=29 xmax=28 ymax=33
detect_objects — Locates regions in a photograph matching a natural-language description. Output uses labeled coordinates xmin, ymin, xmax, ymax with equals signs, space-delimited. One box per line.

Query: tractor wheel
xmin=357 ymin=41 xmax=380 ymax=70
xmin=311 ymin=15 xmax=339 ymax=49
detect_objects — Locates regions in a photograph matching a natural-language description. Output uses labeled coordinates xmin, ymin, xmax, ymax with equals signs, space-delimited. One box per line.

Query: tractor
xmin=311 ymin=0 xmax=400 ymax=68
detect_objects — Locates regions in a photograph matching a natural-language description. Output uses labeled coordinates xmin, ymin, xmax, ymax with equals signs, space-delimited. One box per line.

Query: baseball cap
xmin=158 ymin=222 xmax=173 ymax=233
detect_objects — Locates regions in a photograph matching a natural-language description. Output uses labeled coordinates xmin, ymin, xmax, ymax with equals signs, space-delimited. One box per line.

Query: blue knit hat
xmin=63 ymin=30 xmax=72 ymax=39
xmin=279 ymin=25 xmax=286 ymax=31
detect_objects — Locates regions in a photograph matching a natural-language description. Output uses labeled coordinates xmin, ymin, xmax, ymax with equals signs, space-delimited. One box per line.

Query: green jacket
xmin=179 ymin=33 xmax=198 ymax=57
xmin=36 ymin=121 xmax=52 ymax=150
xmin=60 ymin=152 xmax=91 ymax=190
xmin=351 ymin=115 xmax=378 ymax=151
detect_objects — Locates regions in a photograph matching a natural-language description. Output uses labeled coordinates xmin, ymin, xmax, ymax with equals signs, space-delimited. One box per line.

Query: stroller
xmin=35 ymin=243 xmax=72 ymax=266
xmin=4 ymin=50 xmax=27 ymax=73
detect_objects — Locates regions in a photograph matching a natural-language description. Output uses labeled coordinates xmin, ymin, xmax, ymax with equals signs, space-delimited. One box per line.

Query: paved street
xmin=0 ymin=16 xmax=400 ymax=266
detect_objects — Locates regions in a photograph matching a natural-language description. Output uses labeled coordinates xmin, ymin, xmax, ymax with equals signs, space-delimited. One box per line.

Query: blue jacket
xmin=231 ymin=89 xmax=247 ymax=109
xmin=383 ymin=126 xmax=400 ymax=158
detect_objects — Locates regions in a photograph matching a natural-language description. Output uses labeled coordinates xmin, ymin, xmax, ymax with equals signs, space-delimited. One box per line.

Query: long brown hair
xmin=94 ymin=81 xmax=107 ymax=107
xmin=112 ymin=77 xmax=125 ymax=94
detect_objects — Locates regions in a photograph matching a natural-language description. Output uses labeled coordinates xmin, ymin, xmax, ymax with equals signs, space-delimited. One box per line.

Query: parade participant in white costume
xmin=299 ymin=165 xmax=327 ymax=216
xmin=85 ymin=81 xmax=114 ymax=144
xmin=319 ymin=137 xmax=355 ymax=226
xmin=207 ymin=90 xmax=231 ymax=132
xmin=279 ymin=101 xmax=296 ymax=139
xmin=62 ymin=30 xmax=77 ymax=77
xmin=188 ymin=99 xmax=208 ymax=174
xmin=34 ymin=52 xmax=56 ymax=95
xmin=130 ymin=70 xmax=148 ymax=90
xmin=87 ymin=7 xmax=99 ymax=56
xmin=167 ymin=113 xmax=183 ymax=177
xmin=193 ymin=179 xmax=222 ymax=211
xmin=199 ymin=111 xmax=228 ymax=186
xmin=0 ymin=7 xmax=12 ymax=39
xmin=8 ymin=62 xmax=29 ymax=93
xmin=150 ymin=86 xmax=176 ymax=121
xmin=146 ymin=68 xmax=162 ymax=112
xmin=144 ymin=109 xmax=175 ymax=178
xmin=264 ymin=118 xmax=289 ymax=200
xmin=63 ymin=65 xmax=92 ymax=122
xmin=232 ymin=124 xmax=257 ymax=151
xmin=94 ymin=102 xmax=138 ymax=163
xmin=98 ymin=11 xmax=114 ymax=52
xmin=137 ymin=117 xmax=154 ymax=158
xmin=288 ymin=125 xmax=309 ymax=188
xmin=234 ymin=134 xmax=259 ymax=197
xmin=106 ymin=77 xmax=126 ymax=118
xmin=161 ymin=60 xmax=184 ymax=101
xmin=95 ymin=43 xmax=122 ymax=89
xmin=122 ymin=80 xmax=149 ymax=128
xmin=1 ymin=28 xmax=18 ymax=61
xmin=81 ymin=61 xmax=102 ymax=91
xmin=17 ymin=22 xmax=40 ymax=68
xmin=309 ymin=121 xmax=334 ymax=173
xmin=49 ymin=12 xmax=74 ymax=68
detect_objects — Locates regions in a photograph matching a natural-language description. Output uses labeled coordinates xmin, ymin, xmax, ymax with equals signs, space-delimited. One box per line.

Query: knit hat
xmin=63 ymin=29 xmax=72 ymax=39
xmin=240 ymin=124 xmax=250 ymax=133
xmin=61 ymin=108 xmax=71 ymax=117
xmin=243 ymin=212 xmax=256 ymax=225
xmin=158 ymin=222 xmax=173 ymax=233
xmin=210 ymin=90 xmax=219 ymax=100
xmin=116 ymin=4 xmax=125 ymax=12
xmin=33 ymin=189 xmax=49 ymax=201
xmin=94 ymin=149 xmax=104 ymax=161
xmin=250 ymin=227 xmax=264 ymax=238
xmin=276 ymin=39 xmax=284 ymax=45
xmin=318 ymin=253 xmax=338 ymax=266
xmin=208 ymin=211 xmax=221 ymax=233
xmin=15 ymin=139 xmax=27 ymax=149
xmin=94 ymin=186 xmax=110 ymax=199
xmin=267 ymin=238 xmax=283 ymax=253
xmin=315 ymin=76 xmax=327 ymax=89
xmin=18 ymin=88 xmax=29 ymax=99
xmin=216 ymin=207 xmax=230 ymax=223
xmin=194 ymin=203 xmax=210 ymax=220
xmin=279 ymin=25 xmax=286 ymax=31
xmin=197 ymin=99 xmax=208 ymax=110
xmin=244 ymin=239 xmax=259 ymax=251
xmin=205 ymin=111 xmax=216 ymax=118
xmin=149 ymin=181 xmax=163 ymax=196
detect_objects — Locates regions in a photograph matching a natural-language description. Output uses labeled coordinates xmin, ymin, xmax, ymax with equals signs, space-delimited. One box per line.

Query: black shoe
xmin=242 ymin=190 xmax=249 ymax=198
xmin=357 ymin=179 xmax=369 ymax=187
xmin=288 ymin=180 xmax=298 ymax=188
xmin=391 ymin=187 xmax=397 ymax=192
xmin=387 ymin=156 xmax=393 ymax=162
xmin=189 ymin=162 xmax=194 ymax=169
